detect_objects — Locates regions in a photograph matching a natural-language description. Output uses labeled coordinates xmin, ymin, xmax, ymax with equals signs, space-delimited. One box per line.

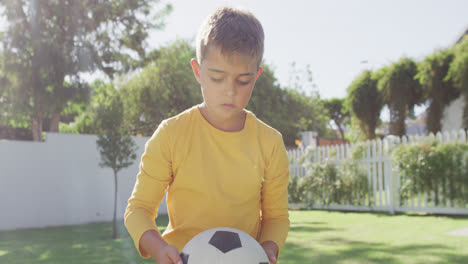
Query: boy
xmin=124 ymin=6 xmax=290 ymax=264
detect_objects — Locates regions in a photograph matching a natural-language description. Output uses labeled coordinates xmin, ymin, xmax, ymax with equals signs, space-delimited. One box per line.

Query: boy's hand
xmin=140 ymin=230 xmax=183 ymax=264
xmin=154 ymin=244 xmax=183 ymax=264
xmin=261 ymin=240 xmax=279 ymax=264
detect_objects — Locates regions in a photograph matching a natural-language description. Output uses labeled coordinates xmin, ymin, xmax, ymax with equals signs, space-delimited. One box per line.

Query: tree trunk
xmin=389 ymin=107 xmax=406 ymax=136
xmin=32 ymin=107 xmax=43 ymax=141
xmin=427 ymin=101 xmax=442 ymax=134
xmin=397 ymin=108 xmax=406 ymax=136
xmin=113 ymin=170 xmax=118 ymax=239
xmin=31 ymin=118 xmax=40 ymax=141
xmin=49 ymin=74 xmax=66 ymax=133
xmin=336 ymin=122 xmax=345 ymax=140
xmin=367 ymin=125 xmax=376 ymax=139
xmin=366 ymin=115 xmax=377 ymax=140
xmin=49 ymin=113 xmax=60 ymax=132
xmin=31 ymin=68 xmax=44 ymax=141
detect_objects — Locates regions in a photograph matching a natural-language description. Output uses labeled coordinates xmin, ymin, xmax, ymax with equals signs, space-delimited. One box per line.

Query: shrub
xmin=289 ymin=145 xmax=371 ymax=206
xmin=393 ymin=140 xmax=468 ymax=206
xmin=288 ymin=174 xmax=308 ymax=204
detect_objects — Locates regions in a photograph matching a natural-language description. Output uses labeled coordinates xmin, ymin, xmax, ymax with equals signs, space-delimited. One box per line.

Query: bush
xmin=289 ymin=145 xmax=371 ymax=206
xmin=393 ymin=140 xmax=468 ymax=206
xmin=288 ymin=175 xmax=308 ymax=204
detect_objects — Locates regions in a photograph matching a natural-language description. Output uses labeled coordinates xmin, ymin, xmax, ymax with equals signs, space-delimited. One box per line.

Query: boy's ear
xmin=191 ymin=58 xmax=201 ymax=84
xmin=256 ymin=67 xmax=263 ymax=79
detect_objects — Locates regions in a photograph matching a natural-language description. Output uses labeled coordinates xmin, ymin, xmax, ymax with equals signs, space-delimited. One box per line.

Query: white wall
xmin=0 ymin=133 xmax=167 ymax=231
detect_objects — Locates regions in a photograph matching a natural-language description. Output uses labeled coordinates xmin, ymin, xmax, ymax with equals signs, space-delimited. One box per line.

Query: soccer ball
xmin=180 ymin=227 xmax=270 ymax=264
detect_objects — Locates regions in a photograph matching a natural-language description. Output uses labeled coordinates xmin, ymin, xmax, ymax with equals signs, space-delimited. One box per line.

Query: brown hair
xmin=196 ymin=6 xmax=264 ymax=68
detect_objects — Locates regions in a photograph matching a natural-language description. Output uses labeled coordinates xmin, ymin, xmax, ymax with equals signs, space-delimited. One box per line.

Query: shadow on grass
xmin=281 ymin=237 xmax=467 ymax=264
xmin=397 ymin=212 xmax=468 ymax=220
xmin=319 ymin=239 xmax=468 ymax=264
xmin=317 ymin=209 xmax=468 ymax=221
xmin=2 ymin=213 xmax=467 ymax=264
xmin=289 ymin=223 xmax=340 ymax=233
xmin=0 ymin=216 xmax=170 ymax=264
xmin=281 ymin=214 xmax=468 ymax=264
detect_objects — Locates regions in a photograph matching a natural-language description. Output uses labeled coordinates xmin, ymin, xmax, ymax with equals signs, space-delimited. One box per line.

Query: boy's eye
xmin=211 ymin=77 xmax=223 ymax=83
xmin=238 ymin=80 xmax=251 ymax=85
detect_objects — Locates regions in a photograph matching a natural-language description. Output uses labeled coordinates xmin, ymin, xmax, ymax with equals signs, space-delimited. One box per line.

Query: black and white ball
xmin=180 ymin=227 xmax=270 ymax=264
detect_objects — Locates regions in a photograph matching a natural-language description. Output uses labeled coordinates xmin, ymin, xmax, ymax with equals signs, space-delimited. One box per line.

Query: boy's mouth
xmin=221 ymin=103 xmax=235 ymax=109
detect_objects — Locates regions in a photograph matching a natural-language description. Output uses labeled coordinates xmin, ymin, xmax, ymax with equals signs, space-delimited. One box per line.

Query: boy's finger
xmin=265 ymin=250 xmax=277 ymax=264
xmin=167 ymin=248 xmax=182 ymax=264
xmin=269 ymin=254 xmax=277 ymax=264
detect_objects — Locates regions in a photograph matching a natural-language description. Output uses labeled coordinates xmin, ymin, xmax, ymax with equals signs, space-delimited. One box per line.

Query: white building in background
xmin=299 ymin=131 xmax=318 ymax=148
xmin=442 ymin=95 xmax=465 ymax=132
xmin=441 ymin=27 xmax=467 ymax=131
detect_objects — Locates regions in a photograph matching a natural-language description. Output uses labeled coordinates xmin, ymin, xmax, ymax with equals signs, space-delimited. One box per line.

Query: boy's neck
xmin=198 ymin=103 xmax=246 ymax=132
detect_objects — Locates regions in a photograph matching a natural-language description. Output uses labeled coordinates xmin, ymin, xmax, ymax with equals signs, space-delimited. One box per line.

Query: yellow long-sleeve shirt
xmin=124 ymin=105 xmax=290 ymax=257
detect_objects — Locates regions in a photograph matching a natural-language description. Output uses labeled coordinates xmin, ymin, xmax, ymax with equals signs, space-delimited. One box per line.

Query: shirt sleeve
xmin=124 ymin=121 xmax=173 ymax=258
xmin=258 ymin=132 xmax=290 ymax=253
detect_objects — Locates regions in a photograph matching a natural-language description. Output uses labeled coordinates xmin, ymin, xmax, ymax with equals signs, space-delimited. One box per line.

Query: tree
xmin=59 ymin=80 xmax=113 ymax=134
xmin=378 ymin=57 xmax=424 ymax=136
xmin=95 ymin=82 xmax=137 ymax=239
xmin=116 ymin=41 xmax=329 ymax=147
xmin=447 ymin=35 xmax=468 ymax=128
xmin=287 ymin=62 xmax=317 ymax=95
xmin=323 ymin=98 xmax=349 ymax=140
xmin=0 ymin=0 xmax=172 ymax=140
xmin=283 ymin=63 xmax=330 ymax=139
xmin=416 ymin=49 xmax=459 ymax=133
xmin=119 ymin=39 xmax=202 ymax=136
xmin=249 ymin=63 xmax=330 ymax=147
xmin=0 ymin=50 xmax=34 ymax=140
xmin=248 ymin=64 xmax=302 ymax=145
xmin=346 ymin=70 xmax=383 ymax=140
xmin=283 ymin=88 xmax=331 ymax=142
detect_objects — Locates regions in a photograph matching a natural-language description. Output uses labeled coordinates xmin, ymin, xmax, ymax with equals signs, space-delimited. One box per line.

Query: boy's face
xmin=191 ymin=45 xmax=262 ymax=123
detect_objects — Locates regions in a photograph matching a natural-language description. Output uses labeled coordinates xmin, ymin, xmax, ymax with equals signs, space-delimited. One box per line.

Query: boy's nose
xmin=225 ymin=82 xmax=236 ymax=96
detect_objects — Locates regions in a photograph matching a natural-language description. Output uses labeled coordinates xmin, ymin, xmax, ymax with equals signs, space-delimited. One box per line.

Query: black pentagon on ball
xmin=180 ymin=252 xmax=189 ymax=264
xmin=208 ymin=230 xmax=242 ymax=253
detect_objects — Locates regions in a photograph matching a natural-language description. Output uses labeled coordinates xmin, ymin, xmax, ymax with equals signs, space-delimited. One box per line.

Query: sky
xmin=1 ymin=1 xmax=467 ymax=118
xmin=150 ymin=0 xmax=468 ymax=101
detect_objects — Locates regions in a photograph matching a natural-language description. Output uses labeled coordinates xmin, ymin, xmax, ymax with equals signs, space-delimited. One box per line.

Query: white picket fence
xmin=287 ymin=129 xmax=468 ymax=215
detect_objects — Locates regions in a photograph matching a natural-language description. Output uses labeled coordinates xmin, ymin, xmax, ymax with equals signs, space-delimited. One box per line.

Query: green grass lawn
xmin=1 ymin=210 xmax=467 ymax=263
